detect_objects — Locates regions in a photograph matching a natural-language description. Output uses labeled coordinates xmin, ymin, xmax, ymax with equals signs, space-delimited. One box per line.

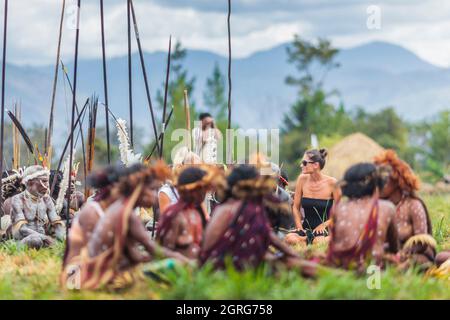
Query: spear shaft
xmin=226 ymin=0 xmax=233 ymax=164
xmin=100 ymin=0 xmax=111 ymax=164
xmin=60 ymin=60 xmax=87 ymax=195
xmin=127 ymin=0 xmax=134 ymax=148
xmin=129 ymin=0 xmax=160 ymax=155
xmin=0 ymin=0 xmax=8 ymax=216
xmin=46 ymin=0 xmax=66 ymax=166
xmin=50 ymin=98 xmax=89 ymax=203
xmin=159 ymin=36 xmax=172 ymax=159
xmin=145 ymin=106 xmax=174 ymax=160
xmin=66 ymin=0 xmax=81 ymax=233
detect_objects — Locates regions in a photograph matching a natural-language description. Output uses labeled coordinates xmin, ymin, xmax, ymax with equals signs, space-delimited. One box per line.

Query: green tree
xmin=153 ymin=41 xmax=197 ymax=161
xmin=428 ymin=110 xmax=450 ymax=167
xmin=281 ymin=36 xmax=348 ymax=178
xmin=285 ymin=35 xmax=340 ymax=95
xmin=352 ymin=107 xmax=408 ymax=153
xmin=203 ymin=62 xmax=228 ymax=123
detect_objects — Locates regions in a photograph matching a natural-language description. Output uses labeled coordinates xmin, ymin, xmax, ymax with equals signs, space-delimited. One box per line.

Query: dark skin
xmin=380 ymin=178 xmax=429 ymax=243
xmin=159 ymin=188 xmax=208 ymax=259
xmin=88 ymin=182 xmax=190 ymax=269
xmin=435 ymin=250 xmax=450 ymax=267
xmin=203 ymin=198 xmax=318 ymax=276
xmin=380 ymin=176 xmax=434 ymax=266
xmin=331 ymin=196 xmax=399 ymax=265
xmin=65 ymin=190 xmax=119 ymax=264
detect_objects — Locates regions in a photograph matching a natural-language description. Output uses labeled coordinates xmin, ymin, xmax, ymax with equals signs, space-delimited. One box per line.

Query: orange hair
xmin=374 ymin=149 xmax=420 ymax=194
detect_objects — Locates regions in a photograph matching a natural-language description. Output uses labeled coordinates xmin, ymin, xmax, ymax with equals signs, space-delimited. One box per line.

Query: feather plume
xmin=6 ymin=109 xmax=34 ymax=154
xmin=55 ymin=152 xmax=72 ymax=214
xmin=116 ymin=118 xmax=141 ymax=166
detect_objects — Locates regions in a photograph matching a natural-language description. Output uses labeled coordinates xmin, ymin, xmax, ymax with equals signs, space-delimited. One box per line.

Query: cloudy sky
xmin=2 ymin=0 xmax=450 ymax=67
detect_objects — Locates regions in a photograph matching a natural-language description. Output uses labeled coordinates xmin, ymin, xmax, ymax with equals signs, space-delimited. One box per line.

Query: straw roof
xmin=322 ymin=133 xmax=384 ymax=180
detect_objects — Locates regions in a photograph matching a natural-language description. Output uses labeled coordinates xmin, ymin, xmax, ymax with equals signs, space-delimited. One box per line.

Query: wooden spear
xmin=129 ymin=0 xmax=160 ymax=155
xmin=226 ymin=0 xmax=233 ymax=164
xmin=99 ymin=0 xmax=111 ymax=164
xmin=0 ymin=0 xmax=8 ymax=216
xmin=66 ymin=0 xmax=81 ymax=233
xmin=184 ymin=90 xmax=192 ymax=151
xmin=50 ymin=99 xmax=89 ymax=196
xmin=159 ymin=35 xmax=172 ymax=159
xmin=46 ymin=0 xmax=66 ymax=168
xmin=145 ymin=105 xmax=174 ymax=161
xmin=127 ymin=0 xmax=134 ymax=148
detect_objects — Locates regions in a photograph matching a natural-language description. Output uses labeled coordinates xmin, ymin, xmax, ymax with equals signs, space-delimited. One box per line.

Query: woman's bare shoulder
xmin=322 ymin=174 xmax=337 ymax=183
xmin=210 ymin=200 xmax=240 ymax=222
xmin=378 ymin=199 xmax=396 ymax=216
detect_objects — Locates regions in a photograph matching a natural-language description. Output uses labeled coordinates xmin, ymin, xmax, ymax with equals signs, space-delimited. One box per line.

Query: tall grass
xmin=0 ymin=194 xmax=447 ymax=300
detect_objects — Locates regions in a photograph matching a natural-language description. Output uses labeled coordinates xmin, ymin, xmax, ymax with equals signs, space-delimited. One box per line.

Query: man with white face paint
xmin=10 ymin=165 xmax=65 ymax=249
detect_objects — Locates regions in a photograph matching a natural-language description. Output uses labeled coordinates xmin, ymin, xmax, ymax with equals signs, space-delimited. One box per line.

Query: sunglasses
xmin=301 ymin=160 xmax=315 ymax=167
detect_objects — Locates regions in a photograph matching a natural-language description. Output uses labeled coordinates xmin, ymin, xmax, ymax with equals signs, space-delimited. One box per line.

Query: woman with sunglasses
xmin=285 ymin=149 xmax=340 ymax=246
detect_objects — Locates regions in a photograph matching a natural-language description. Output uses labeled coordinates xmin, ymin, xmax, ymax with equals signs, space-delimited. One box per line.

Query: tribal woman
xmin=156 ymin=165 xmax=222 ymax=260
xmin=285 ymin=149 xmax=340 ymax=246
xmin=326 ymin=163 xmax=399 ymax=271
xmin=61 ymin=162 xmax=188 ymax=290
xmin=374 ymin=150 xmax=436 ymax=270
xmin=200 ymin=165 xmax=313 ymax=273
xmin=158 ymin=148 xmax=202 ymax=214
xmin=62 ymin=164 xmax=129 ymax=273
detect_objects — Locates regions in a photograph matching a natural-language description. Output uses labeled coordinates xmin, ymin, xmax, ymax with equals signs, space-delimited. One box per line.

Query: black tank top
xmin=301 ymin=197 xmax=333 ymax=231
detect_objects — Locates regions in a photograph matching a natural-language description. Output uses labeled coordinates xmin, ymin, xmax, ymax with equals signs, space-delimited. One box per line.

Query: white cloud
xmin=1 ymin=0 xmax=449 ymax=67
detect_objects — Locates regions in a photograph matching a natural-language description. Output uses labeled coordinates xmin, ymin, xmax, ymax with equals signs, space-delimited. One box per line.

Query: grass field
xmin=0 ymin=194 xmax=448 ymax=300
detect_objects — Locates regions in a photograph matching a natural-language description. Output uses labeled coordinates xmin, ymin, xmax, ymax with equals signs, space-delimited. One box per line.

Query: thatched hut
xmin=322 ymin=133 xmax=384 ymax=180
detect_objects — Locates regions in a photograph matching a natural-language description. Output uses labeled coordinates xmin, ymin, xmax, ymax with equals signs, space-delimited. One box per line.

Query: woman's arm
xmin=292 ymin=175 xmax=304 ymax=230
xmin=128 ymin=212 xmax=189 ymax=263
xmin=409 ymin=199 xmax=428 ymax=235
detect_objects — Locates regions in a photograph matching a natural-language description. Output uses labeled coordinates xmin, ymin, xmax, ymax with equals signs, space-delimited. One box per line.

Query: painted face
xmin=380 ymin=175 xmax=396 ymax=199
xmin=28 ymin=175 xmax=49 ymax=196
xmin=300 ymin=154 xmax=319 ymax=174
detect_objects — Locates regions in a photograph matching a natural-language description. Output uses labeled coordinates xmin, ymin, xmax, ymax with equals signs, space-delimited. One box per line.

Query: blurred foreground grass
xmin=0 ymin=194 xmax=448 ymax=300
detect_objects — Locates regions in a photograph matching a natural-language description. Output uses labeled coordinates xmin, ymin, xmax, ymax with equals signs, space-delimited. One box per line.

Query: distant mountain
xmin=3 ymin=41 xmax=450 ymax=147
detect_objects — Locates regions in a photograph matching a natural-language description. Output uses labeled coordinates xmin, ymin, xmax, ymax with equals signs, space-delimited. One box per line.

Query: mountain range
xmin=3 ymin=40 xmax=450 ymax=146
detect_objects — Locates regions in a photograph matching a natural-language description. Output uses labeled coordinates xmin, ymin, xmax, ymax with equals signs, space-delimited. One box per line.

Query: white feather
xmin=116 ymin=118 xmax=142 ymax=166
xmin=55 ymin=153 xmax=72 ymax=214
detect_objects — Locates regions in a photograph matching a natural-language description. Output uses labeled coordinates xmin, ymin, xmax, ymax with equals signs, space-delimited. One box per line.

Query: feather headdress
xmin=116 ymin=118 xmax=142 ymax=166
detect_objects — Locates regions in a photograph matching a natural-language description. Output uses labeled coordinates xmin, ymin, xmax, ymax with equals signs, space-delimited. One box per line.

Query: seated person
xmin=200 ymin=165 xmax=313 ymax=274
xmin=326 ymin=163 xmax=399 ymax=271
xmin=375 ymin=150 xmax=436 ymax=270
xmin=62 ymin=164 xmax=131 ymax=272
xmin=285 ymin=149 xmax=340 ymax=247
xmin=156 ymin=165 xmax=222 ymax=259
xmin=10 ymin=165 xmax=65 ymax=249
xmin=61 ymin=162 xmax=188 ymax=290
